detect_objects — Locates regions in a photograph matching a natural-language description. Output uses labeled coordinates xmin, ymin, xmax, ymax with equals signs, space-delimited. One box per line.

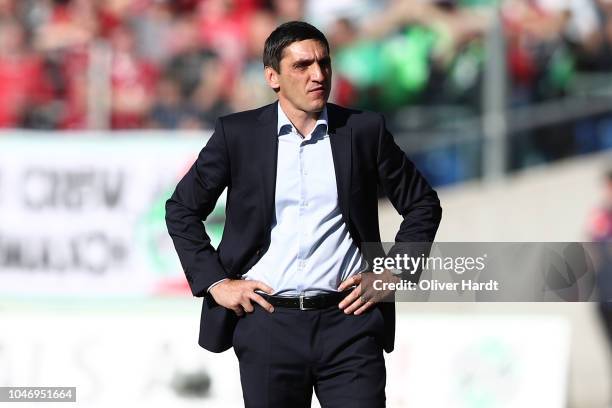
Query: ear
xmin=264 ymin=66 xmax=280 ymax=92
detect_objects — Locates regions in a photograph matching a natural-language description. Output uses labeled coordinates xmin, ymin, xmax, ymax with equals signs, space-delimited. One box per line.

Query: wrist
xmin=209 ymin=278 xmax=230 ymax=296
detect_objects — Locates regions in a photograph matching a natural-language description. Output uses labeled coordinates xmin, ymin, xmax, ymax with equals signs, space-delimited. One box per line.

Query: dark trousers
xmin=232 ymin=304 xmax=387 ymax=408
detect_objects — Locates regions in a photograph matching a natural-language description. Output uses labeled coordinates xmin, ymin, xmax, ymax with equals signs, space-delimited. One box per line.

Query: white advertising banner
xmin=0 ymin=132 xmax=220 ymax=298
xmin=0 ymin=312 xmax=570 ymax=408
xmin=392 ymin=315 xmax=570 ymax=408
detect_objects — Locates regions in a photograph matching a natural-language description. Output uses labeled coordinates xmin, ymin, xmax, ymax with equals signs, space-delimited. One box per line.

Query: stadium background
xmin=1 ymin=0 xmax=612 ymax=406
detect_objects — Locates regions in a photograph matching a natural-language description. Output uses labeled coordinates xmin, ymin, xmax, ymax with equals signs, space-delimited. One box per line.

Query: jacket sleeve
xmin=165 ymin=118 xmax=230 ymax=297
xmin=376 ymin=113 xmax=442 ymax=281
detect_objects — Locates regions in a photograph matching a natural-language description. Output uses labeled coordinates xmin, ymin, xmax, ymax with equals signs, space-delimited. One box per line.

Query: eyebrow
xmin=293 ymin=56 xmax=331 ymax=66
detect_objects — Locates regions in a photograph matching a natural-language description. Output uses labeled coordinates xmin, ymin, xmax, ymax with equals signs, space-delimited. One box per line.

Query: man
xmin=166 ymin=21 xmax=442 ymax=407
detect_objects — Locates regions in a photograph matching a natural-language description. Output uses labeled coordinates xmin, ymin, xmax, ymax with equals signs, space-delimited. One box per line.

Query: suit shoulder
xmin=327 ymin=103 xmax=384 ymax=126
xmin=218 ymin=104 xmax=271 ymax=126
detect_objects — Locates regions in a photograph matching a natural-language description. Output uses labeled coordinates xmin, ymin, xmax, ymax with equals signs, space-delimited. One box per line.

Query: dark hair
xmin=263 ymin=21 xmax=329 ymax=72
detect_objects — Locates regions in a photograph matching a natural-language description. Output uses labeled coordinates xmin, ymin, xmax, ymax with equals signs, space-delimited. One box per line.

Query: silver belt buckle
xmin=299 ymin=294 xmax=314 ymax=311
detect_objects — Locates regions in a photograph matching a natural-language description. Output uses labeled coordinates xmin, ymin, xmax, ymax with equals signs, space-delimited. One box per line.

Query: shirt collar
xmin=277 ymin=102 xmax=328 ymax=140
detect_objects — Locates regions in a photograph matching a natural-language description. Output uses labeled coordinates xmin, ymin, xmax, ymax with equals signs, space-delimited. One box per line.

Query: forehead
xmin=281 ymin=39 xmax=329 ymax=62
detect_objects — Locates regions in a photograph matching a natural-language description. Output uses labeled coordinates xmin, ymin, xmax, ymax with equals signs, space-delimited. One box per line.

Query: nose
xmin=310 ymin=62 xmax=325 ymax=82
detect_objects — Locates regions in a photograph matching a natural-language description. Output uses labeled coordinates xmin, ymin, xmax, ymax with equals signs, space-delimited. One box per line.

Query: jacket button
xmin=256 ymin=249 xmax=261 ymax=255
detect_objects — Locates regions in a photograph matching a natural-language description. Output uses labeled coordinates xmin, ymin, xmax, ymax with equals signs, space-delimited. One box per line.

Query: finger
xmin=338 ymin=286 xmax=361 ymax=309
xmin=360 ymin=287 xmax=380 ymax=303
xmin=241 ymin=298 xmax=255 ymax=313
xmin=343 ymin=297 xmax=365 ymax=314
xmin=251 ymin=280 xmax=274 ymax=294
xmin=233 ymin=307 xmax=244 ymax=317
xmin=354 ymin=301 xmax=375 ymax=315
xmin=338 ymin=274 xmax=362 ymax=292
xmin=337 ymin=274 xmax=361 ymax=292
xmin=250 ymin=293 xmax=274 ymax=313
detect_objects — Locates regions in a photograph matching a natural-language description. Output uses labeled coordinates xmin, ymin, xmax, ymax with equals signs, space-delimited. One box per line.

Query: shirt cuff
xmin=207 ymin=278 xmax=229 ymax=293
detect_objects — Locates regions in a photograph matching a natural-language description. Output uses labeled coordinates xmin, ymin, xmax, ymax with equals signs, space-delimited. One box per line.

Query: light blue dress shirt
xmin=243 ymin=104 xmax=366 ymax=296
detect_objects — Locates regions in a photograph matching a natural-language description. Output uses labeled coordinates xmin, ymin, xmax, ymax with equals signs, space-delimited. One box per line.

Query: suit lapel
xmin=257 ymin=102 xmax=279 ymax=233
xmin=328 ymin=110 xmax=352 ymax=222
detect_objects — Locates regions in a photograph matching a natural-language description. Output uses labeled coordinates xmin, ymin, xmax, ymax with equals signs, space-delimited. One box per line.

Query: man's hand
xmin=209 ymin=279 xmax=275 ymax=316
xmin=338 ymin=270 xmax=400 ymax=315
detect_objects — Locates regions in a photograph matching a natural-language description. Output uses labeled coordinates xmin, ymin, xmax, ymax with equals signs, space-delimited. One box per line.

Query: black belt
xmin=261 ymin=290 xmax=353 ymax=310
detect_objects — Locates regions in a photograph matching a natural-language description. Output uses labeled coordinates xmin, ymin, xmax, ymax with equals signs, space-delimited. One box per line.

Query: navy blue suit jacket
xmin=165 ymin=101 xmax=442 ymax=353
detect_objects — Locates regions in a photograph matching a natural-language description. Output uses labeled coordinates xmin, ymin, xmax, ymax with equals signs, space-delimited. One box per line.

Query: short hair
xmin=263 ymin=21 xmax=329 ymax=73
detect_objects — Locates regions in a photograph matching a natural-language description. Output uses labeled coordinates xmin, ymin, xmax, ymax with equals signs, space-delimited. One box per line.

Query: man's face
xmin=266 ymin=39 xmax=332 ymax=114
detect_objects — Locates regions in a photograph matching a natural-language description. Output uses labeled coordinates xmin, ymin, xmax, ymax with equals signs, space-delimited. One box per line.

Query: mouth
xmin=308 ymin=87 xmax=326 ymax=94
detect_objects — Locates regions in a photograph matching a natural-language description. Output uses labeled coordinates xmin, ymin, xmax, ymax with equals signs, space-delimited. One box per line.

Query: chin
xmin=310 ymin=99 xmax=327 ymax=111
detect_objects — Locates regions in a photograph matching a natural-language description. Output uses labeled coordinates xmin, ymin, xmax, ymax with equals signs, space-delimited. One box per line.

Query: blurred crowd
xmin=2 ymin=0 xmax=612 ymax=130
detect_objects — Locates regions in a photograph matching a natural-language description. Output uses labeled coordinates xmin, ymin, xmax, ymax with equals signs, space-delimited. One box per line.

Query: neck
xmin=278 ymin=99 xmax=323 ymax=137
